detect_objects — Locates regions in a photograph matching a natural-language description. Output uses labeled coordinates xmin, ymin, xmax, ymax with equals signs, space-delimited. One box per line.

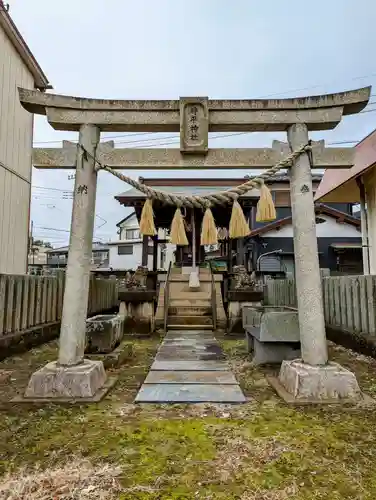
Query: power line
xmin=33 ymin=132 xmax=152 ymax=145
xmin=32 ymin=185 xmax=73 ymax=193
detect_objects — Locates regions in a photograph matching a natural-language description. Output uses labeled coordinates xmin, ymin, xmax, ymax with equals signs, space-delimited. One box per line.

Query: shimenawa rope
xmin=78 ymin=142 xmax=312 ymax=209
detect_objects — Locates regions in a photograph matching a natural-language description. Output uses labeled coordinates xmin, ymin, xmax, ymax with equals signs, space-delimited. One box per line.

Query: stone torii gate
xmin=19 ymin=87 xmax=370 ymax=403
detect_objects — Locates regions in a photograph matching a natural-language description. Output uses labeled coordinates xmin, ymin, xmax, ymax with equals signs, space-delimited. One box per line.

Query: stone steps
xmin=167 ymin=324 xmax=213 ymax=330
xmin=169 ymin=299 xmax=211 ymax=307
xmin=168 ymin=306 xmax=212 ymax=316
xmin=168 ymin=315 xmax=213 ymax=326
xmin=173 ymin=292 xmax=211 ymax=300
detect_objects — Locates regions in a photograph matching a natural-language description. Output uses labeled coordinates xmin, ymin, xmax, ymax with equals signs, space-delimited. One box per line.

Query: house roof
xmin=116 ymin=211 xmax=136 ymax=227
xmin=47 ymin=242 xmax=109 ymax=253
xmin=0 ymin=2 xmax=50 ymax=90
xmin=314 ymin=129 xmax=376 ymax=203
xmin=249 ymin=204 xmax=361 ymax=237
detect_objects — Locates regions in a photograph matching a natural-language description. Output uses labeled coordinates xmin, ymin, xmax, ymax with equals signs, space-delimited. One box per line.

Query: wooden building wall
xmin=0 ymin=23 xmax=34 ymax=274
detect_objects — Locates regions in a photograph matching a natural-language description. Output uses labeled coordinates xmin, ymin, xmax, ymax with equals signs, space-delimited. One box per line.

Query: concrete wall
xmin=0 ymin=24 xmax=35 ymax=274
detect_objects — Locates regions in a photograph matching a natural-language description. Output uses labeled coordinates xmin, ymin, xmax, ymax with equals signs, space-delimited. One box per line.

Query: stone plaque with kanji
xmin=180 ymin=97 xmax=209 ymax=154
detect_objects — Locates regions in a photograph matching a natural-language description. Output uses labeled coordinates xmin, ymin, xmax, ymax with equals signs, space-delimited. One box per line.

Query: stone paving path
xmin=135 ymin=330 xmax=246 ymax=403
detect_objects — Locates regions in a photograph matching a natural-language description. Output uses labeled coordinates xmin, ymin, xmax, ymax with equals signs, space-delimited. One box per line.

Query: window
xmin=118 ymin=244 xmax=133 ymax=255
xmin=315 ymin=217 xmax=326 ymax=224
xmin=125 ymin=229 xmax=140 ymax=240
xmin=92 ymin=251 xmax=109 ymax=263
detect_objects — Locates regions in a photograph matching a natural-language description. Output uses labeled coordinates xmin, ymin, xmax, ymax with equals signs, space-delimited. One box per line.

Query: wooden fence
xmin=265 ymin=275 xmax=376 ymax=335
xmin=0 ymin=274 xmax=118 ymax=337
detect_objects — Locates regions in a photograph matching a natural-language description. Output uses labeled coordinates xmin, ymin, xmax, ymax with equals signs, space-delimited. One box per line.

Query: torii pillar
xmin=17 ymin=86 xmax=370 ymax=403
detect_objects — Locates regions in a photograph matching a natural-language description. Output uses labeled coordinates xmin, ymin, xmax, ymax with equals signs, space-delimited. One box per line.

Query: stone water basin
xmin=242 ymin=305 xmax=301 ymax=365
xmin=86 ymin=314 xmax=123 ymax=354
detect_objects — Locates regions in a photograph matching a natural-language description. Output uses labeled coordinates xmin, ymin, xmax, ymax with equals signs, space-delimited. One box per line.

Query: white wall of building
xmin=113 ymin=212 xmax=176 ymax=270
xmin=118 ymin=213 xmax=140 ymax=240
xmin=108 ymin=241 xmax=152 ymax=270
xmin=265 ymin=215 xmax=360 ymax=238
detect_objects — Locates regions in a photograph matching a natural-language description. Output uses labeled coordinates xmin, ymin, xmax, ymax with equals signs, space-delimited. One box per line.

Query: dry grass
xmin=0 ymin=459 xmax=122 ymax=500
xmin=2 ymin=336 xmax=376 ymax=498
xmin=239 ymin=486 xmax=298 ymax=500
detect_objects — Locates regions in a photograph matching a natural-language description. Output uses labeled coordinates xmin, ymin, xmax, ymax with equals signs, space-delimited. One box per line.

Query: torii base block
xmin=268 ymin=360 xmax=363 ymax=405
xmin=13 ymin=360 xmax=117 ymax=403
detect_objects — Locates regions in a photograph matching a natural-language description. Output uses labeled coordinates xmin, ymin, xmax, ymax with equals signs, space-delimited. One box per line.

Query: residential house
xmin=108 ymin=212 xmax=173 ymax=270
xmin=246 ymin=174 xmax=362 ymax=275
xmin=0 ymin=4 xmax=50 ymax=274
xmin=46 ymin=242 xmax=110 ymax=270
xmin=248 ymin=204 xmax=362 ymax=275
xmin=28 ymin=244 xmax=49 ymax=274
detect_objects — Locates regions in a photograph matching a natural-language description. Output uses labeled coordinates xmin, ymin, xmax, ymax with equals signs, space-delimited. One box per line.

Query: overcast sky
xmin=8 ymin=0 xmax=376 ymax=246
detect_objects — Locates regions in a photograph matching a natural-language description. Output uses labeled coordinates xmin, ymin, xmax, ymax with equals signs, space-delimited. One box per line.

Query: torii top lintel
xmin=19 ymin=86 xmax=371 ymax=134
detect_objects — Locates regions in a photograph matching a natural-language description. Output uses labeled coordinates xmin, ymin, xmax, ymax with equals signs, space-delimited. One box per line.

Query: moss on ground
xmin=1 ymin=335 xmax=376 ymax=498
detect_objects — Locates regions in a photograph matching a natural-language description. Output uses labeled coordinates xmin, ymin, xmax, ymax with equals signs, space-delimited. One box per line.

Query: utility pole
xmin=29 ymin=220 xmax=35 ymax=265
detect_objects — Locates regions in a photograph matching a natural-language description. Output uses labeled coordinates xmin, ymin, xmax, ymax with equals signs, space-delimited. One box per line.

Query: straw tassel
xmin=229 ymin=200 xmax=250 ymax=239
xmin=256 ymin=183 xmax=276 ymax=222
xmin=170 ymin=207 xmax=189 ymax=246
xmin=200 ymin=207 xmax=218 ymax=246
xmin=139 ymin=198 xmax=156 ymax=236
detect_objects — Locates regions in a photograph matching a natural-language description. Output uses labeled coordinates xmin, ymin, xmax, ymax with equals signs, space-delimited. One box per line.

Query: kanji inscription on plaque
xmin=180 ymin=97 xmax=209 ymax=154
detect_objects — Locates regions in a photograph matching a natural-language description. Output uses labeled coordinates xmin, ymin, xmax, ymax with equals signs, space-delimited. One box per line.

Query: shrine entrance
xmin=19 ymin=86 xmax=371 ymax=404
xmin=115 ymin=179 xmax=255 ymax=272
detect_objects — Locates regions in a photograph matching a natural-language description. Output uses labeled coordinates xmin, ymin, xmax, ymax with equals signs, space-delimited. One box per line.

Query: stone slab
xmin=162 ymin=339 xmax=217 ymax=346
xmin=144 ymin=370 xmax=238 ymax=385
xmin=157 ymin=344 xmax=224 ymax=358
xmin=164 ymin=332 xmax=215 ymax=337
xmin=86 ymin=340 xmax=133 ymax=369
xmin=135 ymin=383 xmax=246 ymax=403
xmin=151 ymin=360 xmax=230 ymax=371
xmin=155 ymin=352 xmax=226 ymax=361
xmin=166 ymin=330 xmax=215 ymax=338
xmin=12 ymin=377 xmax=117 ymax=404
xmin=160 ymin=340 xmax=216 ymax=348
xmin=160 ymin=343 xmax=217 ymax=352
xmin=162 ymin=338 xmax=217 ymax=344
